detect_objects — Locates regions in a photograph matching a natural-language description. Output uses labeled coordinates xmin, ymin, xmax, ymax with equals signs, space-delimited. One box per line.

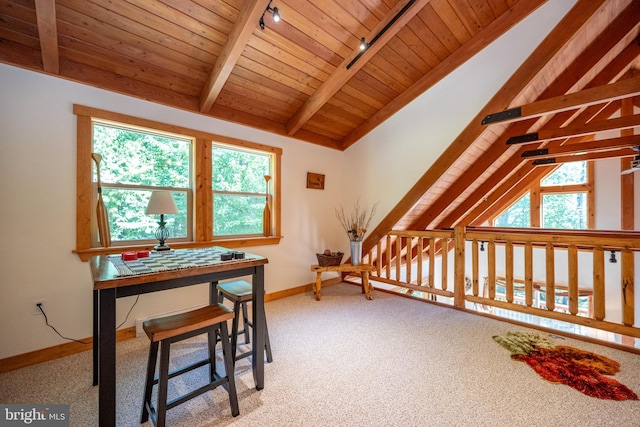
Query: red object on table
xmin=122 ymin=252 xmax=138 ymax=261
xmin=137 ymin=250 xmax=150 ymax=258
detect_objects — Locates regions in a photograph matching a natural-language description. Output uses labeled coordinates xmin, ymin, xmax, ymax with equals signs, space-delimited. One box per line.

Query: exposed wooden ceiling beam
xmin=285 ymin=0 xmax=432 ymax=136
xmin=199 ymin=0 xmax=271 ymax=113
xmin=482 ymin=75 xmax=640 ymax=125
xmin=532 ymin=148 xmax=636 ymax=166
xmin=339 ymin=0 xmax=547 ymax=149
xmin=34 ymin=0 xmax=59 ymax=74
xmin=522 ymin=134 xmax=640 ymax=159
xmin=507 ymin=114 xmax=640 ymax=145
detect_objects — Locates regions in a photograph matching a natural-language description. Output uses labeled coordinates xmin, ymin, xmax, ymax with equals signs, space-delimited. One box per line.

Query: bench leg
xmin=314 ymin=272 xmax=322 ymax=301
xmin=362 ymin=272 xmax=373 ymax=300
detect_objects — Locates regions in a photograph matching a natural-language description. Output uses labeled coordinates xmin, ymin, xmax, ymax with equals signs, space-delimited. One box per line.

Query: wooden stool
xmin=141 ymin=304 xmax=239 ymax=427
xmin=310 ymin=264 xmax=376 ymax=301
xmin=217 ymin=280 xmax=273 ymax=365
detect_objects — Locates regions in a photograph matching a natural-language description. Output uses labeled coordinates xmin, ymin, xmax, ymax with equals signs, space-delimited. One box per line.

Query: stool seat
xmin=218 ymin=280 xmax=273 ymax=365
xmin=141 ymin=304 xmax=239 ymax=427
xmin=143 ymin=304 xmax=234 ymax=342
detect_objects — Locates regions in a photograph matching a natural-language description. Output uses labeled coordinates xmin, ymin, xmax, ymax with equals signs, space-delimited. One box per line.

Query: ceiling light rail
xmin=259 ymin=0 xmax=280 ymax=30
xmin=347 ymin=0 xmax=416 ymax=70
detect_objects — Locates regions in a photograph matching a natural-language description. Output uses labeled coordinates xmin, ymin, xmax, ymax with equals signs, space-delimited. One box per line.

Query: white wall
xmin=0 ymin=64 xmax=347 ymax=359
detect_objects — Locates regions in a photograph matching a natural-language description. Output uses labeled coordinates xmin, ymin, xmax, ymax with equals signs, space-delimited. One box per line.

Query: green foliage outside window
xmin=494 ymin=193 xmax=530 ymax=228
xmin=542 ymin=193 xmax=587 ymax=229
xmin=212 ymin=146 xmax=270 ymax=236
xmin=93 ymin=123 xmax=191 ymax=242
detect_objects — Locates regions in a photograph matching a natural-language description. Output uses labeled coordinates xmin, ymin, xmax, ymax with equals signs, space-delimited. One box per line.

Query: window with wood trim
xmin=73 ymin=105 xmax=282 ymax=260
xmin=491 ymin=161 xmax=594 ymax=229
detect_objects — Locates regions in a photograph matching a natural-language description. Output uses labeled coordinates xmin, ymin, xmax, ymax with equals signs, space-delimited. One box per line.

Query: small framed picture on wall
xmin=307 ymin=172 xmax=325 ymax=190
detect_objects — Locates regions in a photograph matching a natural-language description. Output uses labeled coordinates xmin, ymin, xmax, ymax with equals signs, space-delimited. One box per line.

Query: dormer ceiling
xmin=1 ymin=0 xmax=550 ymax=150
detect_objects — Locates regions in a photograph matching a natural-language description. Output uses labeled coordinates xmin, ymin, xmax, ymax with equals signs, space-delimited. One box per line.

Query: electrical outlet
xmin=31 ymin=300 xmax=46 ymax=316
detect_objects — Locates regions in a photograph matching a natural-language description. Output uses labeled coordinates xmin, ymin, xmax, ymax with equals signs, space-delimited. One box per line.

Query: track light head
xmin=259 ymin=1 xmax=280 ymax=30
xmin=359 ymin=37 xmax=368 ymax=51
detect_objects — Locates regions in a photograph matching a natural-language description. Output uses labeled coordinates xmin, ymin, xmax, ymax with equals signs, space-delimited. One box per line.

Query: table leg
xmin=362 ymin=272 xmax=373 ymax=300
xmin=93 ymin=289 xmax=98 ymax=386
xmin=209 ymin=281 xmax=219 ymax=304
xmin=314 ymin=272 xmax=322 ymax=301
xmin=98 ymin=288 xmax=116 ymax=427
xmin=252 ymin=266 xmax=265 ymax=390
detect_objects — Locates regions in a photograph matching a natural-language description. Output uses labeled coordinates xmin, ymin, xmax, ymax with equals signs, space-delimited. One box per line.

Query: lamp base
xmin=154 ymin=244 xmax=171 ymax=252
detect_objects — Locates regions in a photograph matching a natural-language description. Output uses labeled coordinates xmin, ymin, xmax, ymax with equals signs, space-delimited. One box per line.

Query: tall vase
xmin=350 ymin=240 xmax=363 ymax=266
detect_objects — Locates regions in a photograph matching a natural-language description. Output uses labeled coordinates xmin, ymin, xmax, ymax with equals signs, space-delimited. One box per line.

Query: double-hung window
xmin=212 ymin=144 xmax=272 ymax=237
xmin=92 ymin=122 xmax=193 ymax=245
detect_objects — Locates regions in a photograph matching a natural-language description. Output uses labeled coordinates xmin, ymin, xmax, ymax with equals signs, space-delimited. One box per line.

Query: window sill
xmin=74 ymin=236 xmax=283 ymax=262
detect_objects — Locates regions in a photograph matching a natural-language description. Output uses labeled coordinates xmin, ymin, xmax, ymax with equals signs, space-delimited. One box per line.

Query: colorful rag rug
xmin=493 ymin=332 xmax=637 ymax=400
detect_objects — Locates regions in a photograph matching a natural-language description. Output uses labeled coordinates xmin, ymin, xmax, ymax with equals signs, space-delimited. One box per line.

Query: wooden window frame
xmin=73 ymin=104 xmax=282 ymax=261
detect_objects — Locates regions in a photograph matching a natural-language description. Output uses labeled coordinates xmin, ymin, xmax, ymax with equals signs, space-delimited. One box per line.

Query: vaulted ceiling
xmin=1 ymin=0 xmax=548 ymax=150
xmin=0 ymin=0 xmax=639 ymax=251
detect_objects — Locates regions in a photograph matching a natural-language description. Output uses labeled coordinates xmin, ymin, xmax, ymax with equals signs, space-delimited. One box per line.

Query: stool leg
xmin=230 ymin=300 xmax=241 ymax=364
xmin=219 ymin=322 xmax=240 ymax=417
xmin=207 ymin=330 xmax=218 ymax=383
xmin=264 ymin=314 xmax=273 ymax=363
xmin=156 ymin=340 xmax=171 ymax=427
xmin=241 ymin=301 xmax=250 ymax=345
xmin=141 ymin=340 xmax=159 ymax=424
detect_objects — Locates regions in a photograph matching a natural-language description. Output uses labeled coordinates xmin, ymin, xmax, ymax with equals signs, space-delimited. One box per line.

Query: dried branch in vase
xmin=335 ymin=200 xmax=377 ymax=242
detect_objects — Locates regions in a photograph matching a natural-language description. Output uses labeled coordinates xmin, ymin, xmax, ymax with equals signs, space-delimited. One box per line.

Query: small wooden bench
xmin=310 ymin=264 xmax=376 ymax=301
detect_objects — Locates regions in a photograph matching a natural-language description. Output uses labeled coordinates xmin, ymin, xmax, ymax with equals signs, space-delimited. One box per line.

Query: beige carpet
xmin=1 ymin=283 xmax=639 ymax=426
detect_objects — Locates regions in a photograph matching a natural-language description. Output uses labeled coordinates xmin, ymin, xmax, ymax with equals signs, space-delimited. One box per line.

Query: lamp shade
xmin=146 ymin=191 xmax=178 ymax=215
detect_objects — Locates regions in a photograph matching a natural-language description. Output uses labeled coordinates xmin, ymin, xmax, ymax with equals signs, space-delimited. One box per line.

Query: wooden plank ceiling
xmin=0 ymin=0 xmax=546 ymax=149
xmin=0 ymin=0 xmax=638 ymax=254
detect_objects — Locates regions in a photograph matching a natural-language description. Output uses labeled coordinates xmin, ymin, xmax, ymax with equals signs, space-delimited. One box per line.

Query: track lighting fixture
xmin=359 ymin=37 xmax=368 ymax=51
xmin=259 ymin=0 xmax=280 ymax=30
xmin=480 ymin=242 xmax=485 ymax=252
xmin=609 ymin=251 xmax=617 ymax=263
xmin=347 ymin=0 xmax=416 ymax=69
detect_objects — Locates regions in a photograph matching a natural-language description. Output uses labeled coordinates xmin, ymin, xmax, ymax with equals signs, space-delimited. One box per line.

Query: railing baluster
xmin=488 ymin=241 xmax=495 ymax=300
xmin=524 ymin=242 xmax=533 ymax=307
xmin=506 ymin=241 xmax=514 ymax=303
xmin=417 ymin=237 xmax=423 ymax=286
xmin=386 ymin=235 xmax=391 ymax=279
xmin=429 ymin=238 xmax=435 ymax=289
xmin=622 ymin=248 xmax=634 ymax=326
xmin=546 ymin=243 xmax=555 ymax=311
xmin=593 ymin=247 xmax=605 ymax=321
xmin=441 ymin=239 xmax=448 ymax=291
xmin=406 ymin=237 xmax=413 ymax=284
xmin=568 ymin=245 xmax=578 ymax=315
xmin=472 ymin=240 xmax=479 ymax=296
xmin=395 ymin=236 xmax=402 ymax=282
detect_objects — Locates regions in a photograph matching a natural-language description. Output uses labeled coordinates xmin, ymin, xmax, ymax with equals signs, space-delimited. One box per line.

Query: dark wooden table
xmin=90 ymin=248 xmax=268 ymax=427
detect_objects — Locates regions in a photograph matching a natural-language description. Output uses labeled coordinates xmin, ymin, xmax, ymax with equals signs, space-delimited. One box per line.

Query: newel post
xmin=454 ymin=225 xmax=466 ymax=308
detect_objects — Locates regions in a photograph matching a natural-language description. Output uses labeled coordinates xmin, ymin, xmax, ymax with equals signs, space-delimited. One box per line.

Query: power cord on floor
xmin=36 ymin=295 xmax=140 ymax=344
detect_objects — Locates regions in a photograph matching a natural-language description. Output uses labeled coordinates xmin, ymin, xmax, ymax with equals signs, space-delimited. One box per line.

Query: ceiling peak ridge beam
xmin=284 ymin=0 xmax=432 ymax=137
xmin=35 ymin=0 xmax=59 ymax=74
xmin=340 ymin=0 xmax=547 ymax=149
xmin=360 ymin=0 xmax=608 ymax=253
xmin=482 ymin=75 xmax=640 ymax=125
xmin=199 ymin=0 xmax=271 ymax=113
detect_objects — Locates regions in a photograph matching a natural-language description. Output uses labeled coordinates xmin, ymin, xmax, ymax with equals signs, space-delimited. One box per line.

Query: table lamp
xmin=146 ymin=190 xmax=178 ymax=251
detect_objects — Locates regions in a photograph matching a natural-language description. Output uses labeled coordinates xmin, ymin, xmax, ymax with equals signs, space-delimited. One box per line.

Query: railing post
xmin=454 ymin=225 xmax=465 ymax=308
